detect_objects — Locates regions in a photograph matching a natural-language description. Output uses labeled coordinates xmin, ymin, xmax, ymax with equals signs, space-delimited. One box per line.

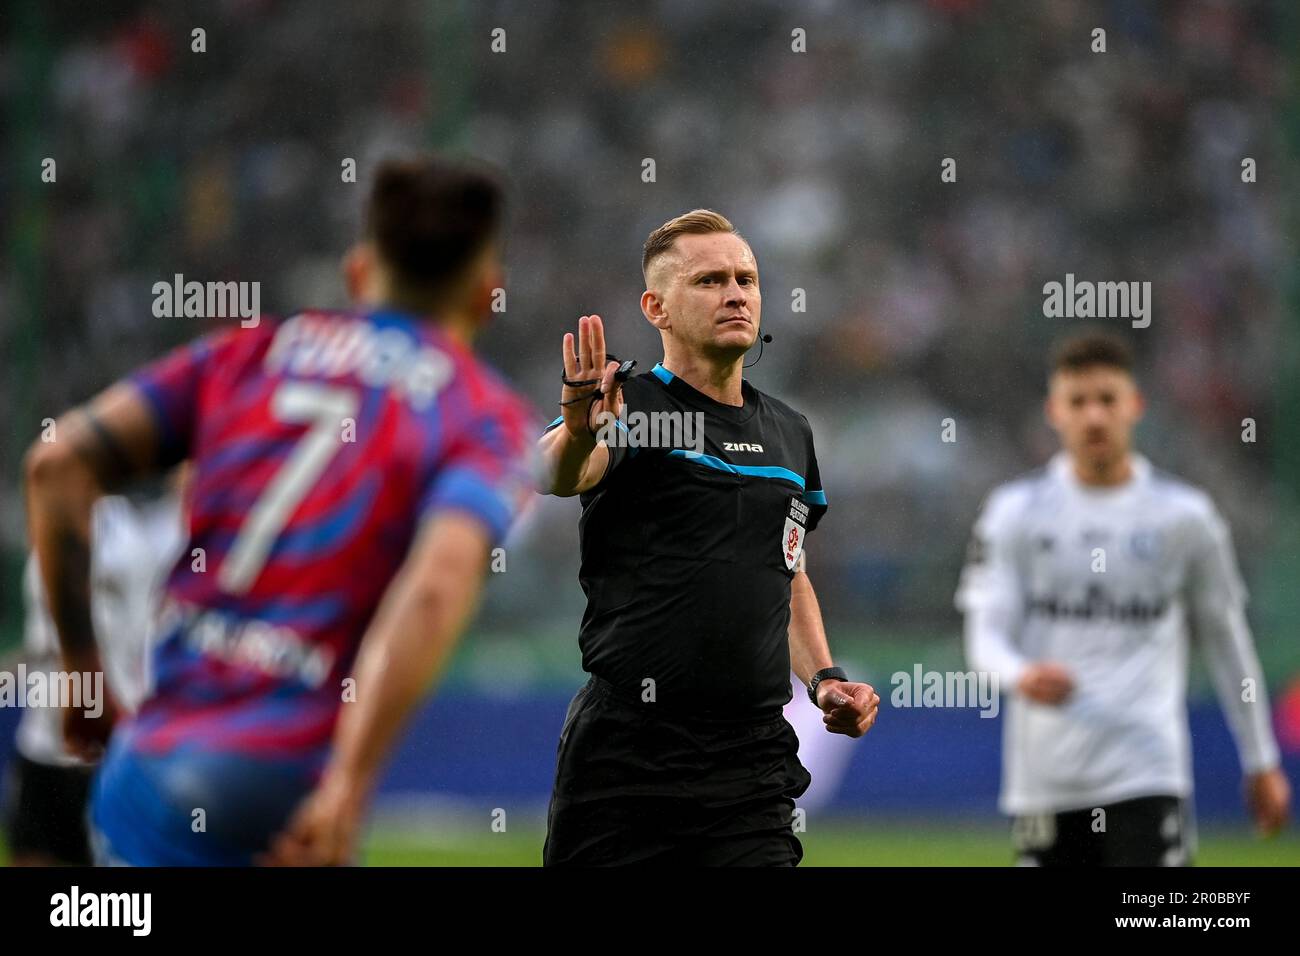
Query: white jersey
xmin=17 ymin=493 xmax=184 ymax=766
xmin=955 ymin=452 xmax=1280 ymax=815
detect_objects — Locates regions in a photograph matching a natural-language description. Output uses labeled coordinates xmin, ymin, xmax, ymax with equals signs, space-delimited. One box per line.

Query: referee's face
xmin=655 ymin=232 xmax=761 ymax=359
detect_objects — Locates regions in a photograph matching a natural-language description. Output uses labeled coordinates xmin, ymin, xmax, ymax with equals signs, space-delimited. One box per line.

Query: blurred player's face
xmin=643 ymin=232 xmax=761 ymax=361
xmin=1046 ymin=365 xmax=1144 ymax=472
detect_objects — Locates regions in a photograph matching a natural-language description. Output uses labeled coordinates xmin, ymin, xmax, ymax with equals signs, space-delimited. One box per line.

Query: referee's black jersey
xmin=545 ymin=363 xmax=828 ymax=719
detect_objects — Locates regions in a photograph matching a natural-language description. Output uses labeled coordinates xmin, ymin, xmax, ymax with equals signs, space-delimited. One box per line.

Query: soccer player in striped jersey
xmin=956 ymin=333 xmax=1290 ymax=865
xmin=24 ymin=156 xmax=538 ymax=866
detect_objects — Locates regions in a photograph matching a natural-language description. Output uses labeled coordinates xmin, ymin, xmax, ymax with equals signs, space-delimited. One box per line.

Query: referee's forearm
xmin=788 ymin=571 xmax=834 ymax=686
xmin=538 ymin=426 xmax=598 ymax=496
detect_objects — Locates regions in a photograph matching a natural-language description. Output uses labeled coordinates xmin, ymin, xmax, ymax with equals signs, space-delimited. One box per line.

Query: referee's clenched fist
xmin=818 ymin=679 xmax=881 ymax=738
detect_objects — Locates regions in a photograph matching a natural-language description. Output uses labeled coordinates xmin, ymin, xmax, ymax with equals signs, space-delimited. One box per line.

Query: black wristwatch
xmin=808 ymin=666 xmax=848 ymax=706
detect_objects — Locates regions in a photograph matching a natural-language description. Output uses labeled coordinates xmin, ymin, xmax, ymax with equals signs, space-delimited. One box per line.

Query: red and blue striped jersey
xmin=121 ymin=307 xmax=538 ymax=763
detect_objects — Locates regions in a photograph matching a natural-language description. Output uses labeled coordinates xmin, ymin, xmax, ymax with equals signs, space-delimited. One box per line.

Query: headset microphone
xmin=743 ymin=333 xmax=774 ymax=369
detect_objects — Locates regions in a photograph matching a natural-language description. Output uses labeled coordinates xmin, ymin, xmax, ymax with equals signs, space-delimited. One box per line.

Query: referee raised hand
xmin=542 ymin=315 xmax=625 ymax=496
xmin=538 ymin=209 xmax=877 ymax=867
xmin=561 ymin=315 xmax=623 ymax=432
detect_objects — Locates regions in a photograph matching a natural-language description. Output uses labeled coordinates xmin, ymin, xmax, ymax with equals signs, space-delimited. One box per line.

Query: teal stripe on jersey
xmin=666 ymin=449 xmax=804 ymax=489
xmin=542 ymin=415 xmax=629 ymax=433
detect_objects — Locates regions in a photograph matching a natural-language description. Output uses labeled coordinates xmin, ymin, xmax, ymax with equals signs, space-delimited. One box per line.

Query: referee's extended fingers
xmin=600 ymin=362 xmax=625 ymax=423
xmin=577 ymin=315 xmax=592 ymax=371
xmin=598 ymin=359 xmax=619 ymax=397
xmin=591 ymin=314 xmax=606 ymax=372
xmin=562 ymin=332 xmax=578 ymax=380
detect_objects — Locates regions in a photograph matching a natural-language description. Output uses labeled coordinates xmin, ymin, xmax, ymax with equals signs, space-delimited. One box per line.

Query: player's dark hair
xmin=366 ymin=155 xmax=504 ymax=305
xmin=1050 ymin=332 xmax=1135 ymax=376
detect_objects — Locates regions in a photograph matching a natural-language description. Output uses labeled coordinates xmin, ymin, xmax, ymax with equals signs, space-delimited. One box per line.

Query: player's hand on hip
xmin=260 ymin=772 xmax=366 ymax=867
xmin=1245 ymin=768 xmax=1291 ymax=836
xmin=1017 ymin=662 xmax=1074 ymax=705
xmin=819 ymin=680 xmax=879 ymax=738
xmin=560 ymin=314 xmax=622 ymax=440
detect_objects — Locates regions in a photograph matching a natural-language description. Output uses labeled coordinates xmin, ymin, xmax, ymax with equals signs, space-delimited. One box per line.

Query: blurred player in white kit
xmin=4 ymin=478 xmax=184 ymax=865
xmin=957 ymin=333 xmax=1289 ymax=865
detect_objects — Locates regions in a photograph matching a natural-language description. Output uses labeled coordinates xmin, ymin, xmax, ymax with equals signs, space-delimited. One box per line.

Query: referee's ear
xmin=641 ymin=289 xmax=669 ymax=330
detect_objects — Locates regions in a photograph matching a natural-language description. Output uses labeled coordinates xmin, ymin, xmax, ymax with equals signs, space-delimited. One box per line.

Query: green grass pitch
xmin=4 ymin=820 xmax=1295 ymax=867
xmin=359 ymin=820 xmax=1300 ymax=866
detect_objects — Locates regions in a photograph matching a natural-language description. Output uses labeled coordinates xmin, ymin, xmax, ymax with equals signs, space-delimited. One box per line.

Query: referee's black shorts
xmin=543 ymin=675 xmax=811 ymax=866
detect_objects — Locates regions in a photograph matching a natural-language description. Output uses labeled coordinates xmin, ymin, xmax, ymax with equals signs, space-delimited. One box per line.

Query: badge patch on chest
xmin=784 ymin=496 xmax=809 ymax=570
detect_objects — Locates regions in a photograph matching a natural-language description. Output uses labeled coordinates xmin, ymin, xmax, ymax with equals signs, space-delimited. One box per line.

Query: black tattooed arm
xmin=23 ymin=382 xmax=162 ymax=757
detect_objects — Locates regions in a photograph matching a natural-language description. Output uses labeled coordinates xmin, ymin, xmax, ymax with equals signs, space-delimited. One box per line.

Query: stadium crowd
xmin=1 ymin=0 xmax=1290 ymax=650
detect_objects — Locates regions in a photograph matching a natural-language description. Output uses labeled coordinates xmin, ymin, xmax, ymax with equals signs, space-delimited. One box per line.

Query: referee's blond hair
xmin=642 ymin=209 xmax=744 ymax=282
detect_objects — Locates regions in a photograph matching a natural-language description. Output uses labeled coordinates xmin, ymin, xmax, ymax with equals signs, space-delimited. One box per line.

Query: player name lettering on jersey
xmin=1024 ymin=585 xmax=1169 ymax=623
xmin=264 ymin=312 xmax=453 ymax=409
xmin=163 ymin=600 xmax=334 ymax=688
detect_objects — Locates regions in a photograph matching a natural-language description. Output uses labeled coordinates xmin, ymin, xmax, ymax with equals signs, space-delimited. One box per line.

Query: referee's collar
xmin=650 ymin=363 xmax=756 ymax=424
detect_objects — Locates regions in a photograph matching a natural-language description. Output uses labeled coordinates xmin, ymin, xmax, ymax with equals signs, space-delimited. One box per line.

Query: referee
xmin=538 ymin=210 xmax=878 ymax=866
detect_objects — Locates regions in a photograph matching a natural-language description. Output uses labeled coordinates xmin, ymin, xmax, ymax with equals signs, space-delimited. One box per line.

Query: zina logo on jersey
xmin=784 ymin=497 xmax=809 ymax=570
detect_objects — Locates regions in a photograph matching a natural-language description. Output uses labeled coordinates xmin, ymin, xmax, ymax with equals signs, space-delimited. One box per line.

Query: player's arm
xmin=539 ymin=314 xmax=622 ymax=496
xmin=23 ymin=381 xmax=159 ymax=757
xmin=1184 ymin=501 xmax=1290 ymax=835
xmin=788 ymin=564 xmax=878 ymax=738
xmin=262 ymin=511 xmax=494 ymax=866
xmin=957 ymin=491 xmax=1070 ymax=704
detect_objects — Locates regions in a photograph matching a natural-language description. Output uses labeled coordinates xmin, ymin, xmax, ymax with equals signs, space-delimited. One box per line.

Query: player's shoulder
xmin=175 ymin=317 xmax=285 ymax=379
xmin=979 ymin=465 xmax=1054 ymax=527
xmin=1143 ymin=460 xmax=1223 ymax=527
xmin=199 ymin=314 xmax=284 ymax=350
